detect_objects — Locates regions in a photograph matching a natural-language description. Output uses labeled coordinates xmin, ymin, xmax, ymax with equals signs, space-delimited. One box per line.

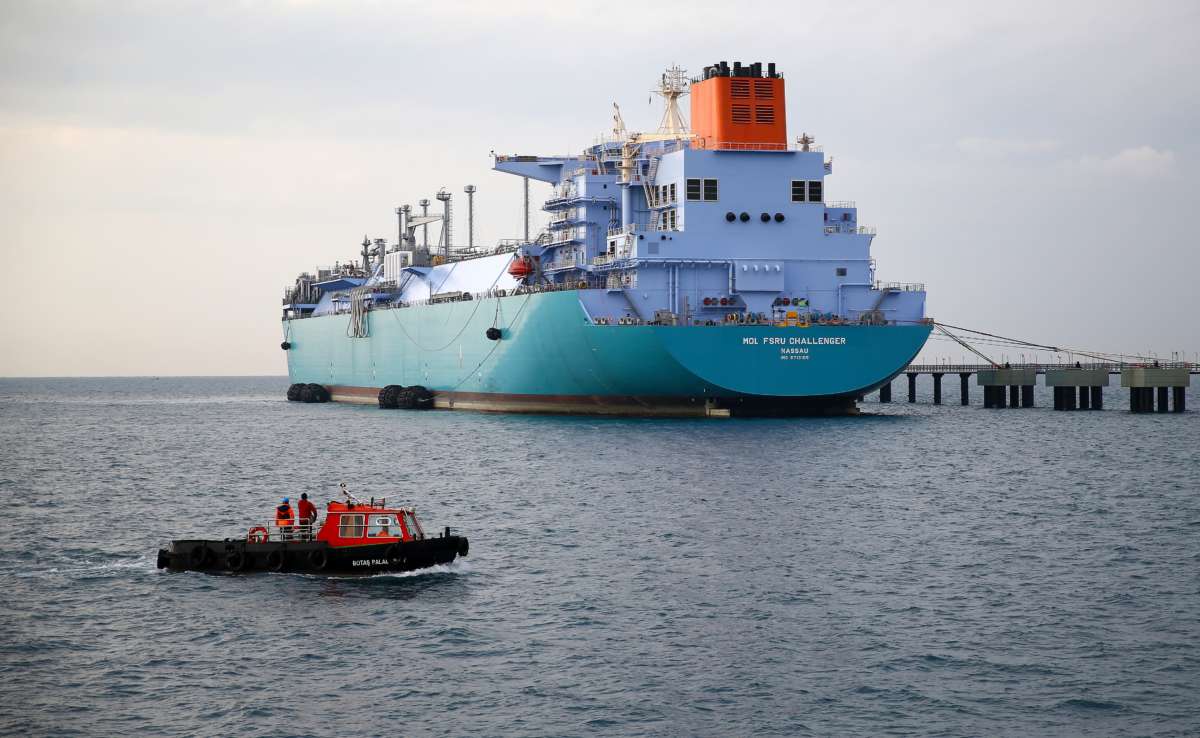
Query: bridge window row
xmin=791 ymin=180 xmax=823 ymax=203
xmin=686 ymin=178 xmax=718 ymax=202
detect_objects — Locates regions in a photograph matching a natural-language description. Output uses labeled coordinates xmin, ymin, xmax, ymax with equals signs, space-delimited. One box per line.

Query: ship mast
xmin=654 ymin=65 xmax=689 ymax=137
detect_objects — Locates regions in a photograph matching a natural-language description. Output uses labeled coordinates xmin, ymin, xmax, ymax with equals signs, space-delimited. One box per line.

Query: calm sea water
xmin=1 ymin=376 xmax=1197 ymax=737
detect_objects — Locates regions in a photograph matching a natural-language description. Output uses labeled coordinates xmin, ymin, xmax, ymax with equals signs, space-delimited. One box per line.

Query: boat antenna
xmin=340 ymin=481 xmax=364 ymax=504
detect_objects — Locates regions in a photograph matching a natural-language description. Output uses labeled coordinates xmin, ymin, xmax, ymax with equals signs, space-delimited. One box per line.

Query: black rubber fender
xmin=408 ymin=386 xmax=434 ymax=410
xmin=395 ymin=389 xmax=416 ymax=410
xmin=457 ymin=538 xmax=469 ymax=557
xmin=265 ymin=550 xmax=284 ymax=572
xmin=188 ymin=545 xmax=211 ymax=568
xmin=378 ymin=385 xmax=399 ymax=409
xmin=286 ymin=383 xmax=303 ymax=402
xmin=156 ymin=550 xmax=170 ymax=569
xmin=485 ymin=327 xmax=502 ymax=341
xmin=308 ymin=549 xmax=328 ymax=571
xmin=225 ymin=550 xmax=246 ymax=572
xmin=280 ymin=341 xmax=292 ymax=350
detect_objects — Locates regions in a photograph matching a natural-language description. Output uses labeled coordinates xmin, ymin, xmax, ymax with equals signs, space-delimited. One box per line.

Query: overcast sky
xmin=2 ymin=0 xmax=1197 ymax=375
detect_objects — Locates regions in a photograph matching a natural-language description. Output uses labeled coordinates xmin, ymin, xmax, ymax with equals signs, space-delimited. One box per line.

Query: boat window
xmin=702 ymin=179 xmax=718 ymax=201
xmin=367 ymin=514 xmax=398 ymax=537
xmin=338 ymin=514 xmax=365 ymax=538
xmin=836 ymin=267 xmax=847 ymax=276
xmin=807 ymin=180 xmax=823 ymax=203
xmin=791 ymin=180 xmax=806 ymax=202
xmin=686 ymin=178 xmax=702 ymax=201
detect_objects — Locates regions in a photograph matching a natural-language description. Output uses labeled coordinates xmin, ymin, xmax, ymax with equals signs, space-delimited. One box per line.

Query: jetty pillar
xmin=1021 ymin=385 xmax=1034 ymax=407
xmin=977 ymin=368 xmax=1034 ymax=409
xmin=1046 ymin=369 xmax=1109 ymax=412
xmin=1173 ymin=386 xmax=1186 ymax=413
xmin=1122 ymin=367 xmax=1189 ymax=415
xmin=907 ymin=373 xmax=917 ymax=403
xmin=959 ymin=373 xmax=970 ymax=405
xmin=932 ymin=373 xmax=943 ymax=405
xmin=879 ymin=381 xmax=891 ymax=403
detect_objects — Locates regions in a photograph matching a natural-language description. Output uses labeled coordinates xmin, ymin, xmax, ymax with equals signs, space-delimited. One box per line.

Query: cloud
xmin=1078 ymin=146 xmax=1176 ymax=177
xmin=956 ymin=136 xmax=1061 ymax=157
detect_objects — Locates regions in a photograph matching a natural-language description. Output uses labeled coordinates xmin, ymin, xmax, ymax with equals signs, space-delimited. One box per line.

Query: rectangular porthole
xmin=836 ymin=267 xmax=847 ymax=276
xmin=807 ymin=180 xmax=823 ymax=203
xmin=703 ymin=179 xmax=718 ymax=201
xmin=686 ymin=178 xmax=702 ymax=201
xmin=791 ymin=180 xmax=805 ymax=202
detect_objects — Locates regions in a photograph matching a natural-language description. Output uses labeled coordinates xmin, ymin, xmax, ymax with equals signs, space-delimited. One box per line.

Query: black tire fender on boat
xmin=385 ymin=544 xmax=405 ymax=567
xmin=189 ymin=545 xmax=210 ymax=568
xmin=266 ymin=549 xmax=285 ymax=572
xmin=457 ymin=538 xmax=469 ymax=557
xmin=308 ymin=549 xmax=328 ymax=571
xmin=225 ymin=550 xmax=246 ymax=572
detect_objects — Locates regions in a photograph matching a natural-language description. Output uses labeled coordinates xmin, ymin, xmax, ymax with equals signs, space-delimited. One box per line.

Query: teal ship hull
xmin=285 ymin=291 xmax=931 ymax=416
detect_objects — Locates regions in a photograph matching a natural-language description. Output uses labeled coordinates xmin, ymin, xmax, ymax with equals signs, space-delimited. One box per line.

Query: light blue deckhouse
xmin=281 ymin=62 xmax=930 ymax=416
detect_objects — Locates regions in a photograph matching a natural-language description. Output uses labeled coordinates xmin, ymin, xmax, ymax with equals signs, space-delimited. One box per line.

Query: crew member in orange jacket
xmin=297 ymin=493 xmax=318 ymax=539
xmin=276 ymin=497 xmax=295 ymax=540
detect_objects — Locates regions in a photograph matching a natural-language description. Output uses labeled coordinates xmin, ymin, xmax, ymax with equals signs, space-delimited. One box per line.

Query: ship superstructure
xmin=281 ymin=61 xmax=931 ymax=416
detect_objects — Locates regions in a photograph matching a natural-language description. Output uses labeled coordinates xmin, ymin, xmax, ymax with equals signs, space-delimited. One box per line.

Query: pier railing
xmin=904 ymin=362 xmax=1199 ymax=374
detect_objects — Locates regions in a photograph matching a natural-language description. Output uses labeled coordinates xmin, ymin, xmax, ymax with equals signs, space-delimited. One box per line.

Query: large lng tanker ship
xmin=281 ymin=62 xmax=930 ymax=416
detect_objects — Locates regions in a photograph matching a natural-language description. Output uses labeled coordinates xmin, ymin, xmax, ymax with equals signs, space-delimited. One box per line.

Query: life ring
xmin=265 ymin=550 xmax=285 ymax=572
xmin=225 ymin=551 xmax=246 ymax=572
xmin=577 ymin=281 xmax=588 ymax=290
xmin=247 ymin=526 xmax=269 ymax=543
xmin=189 ymin=545 xmax=211 ymax=567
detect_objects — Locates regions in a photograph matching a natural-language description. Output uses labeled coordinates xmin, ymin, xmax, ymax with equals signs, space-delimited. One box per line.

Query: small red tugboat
xmin=156 ymin=486 xmax=468 ymax=575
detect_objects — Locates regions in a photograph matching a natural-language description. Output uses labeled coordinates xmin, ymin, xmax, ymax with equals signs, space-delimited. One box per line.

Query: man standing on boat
xmin=297 ymin=493 xmax=318 ymax=539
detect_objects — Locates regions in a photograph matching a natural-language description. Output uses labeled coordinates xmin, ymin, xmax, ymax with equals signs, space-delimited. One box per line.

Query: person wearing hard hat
xmin=276 ymin=497 xmax=295 ymax=540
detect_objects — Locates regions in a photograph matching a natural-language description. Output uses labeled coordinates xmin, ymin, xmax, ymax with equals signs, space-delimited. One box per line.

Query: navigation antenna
xmin=339 ymin=481 xmax=364 ymax=504
xmin=654 ymin=65 xmax=690 ymax=137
